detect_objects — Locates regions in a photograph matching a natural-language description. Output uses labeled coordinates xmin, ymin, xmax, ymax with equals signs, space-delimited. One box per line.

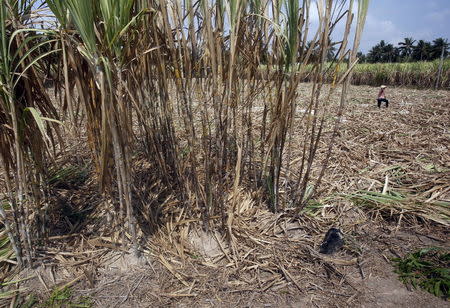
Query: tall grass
xmin=297 ymin=60 xmax=450 ymax=88
xmin=1 ymin=0 xmax=370 ymax=263
xmin=351 ymin=60 xmax=450 ymax=88
xmin=0 ymin=0 xmax=61 ymax=267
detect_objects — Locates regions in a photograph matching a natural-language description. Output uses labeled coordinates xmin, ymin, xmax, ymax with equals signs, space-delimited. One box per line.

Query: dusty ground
xmin=4 ymin=84 xmax=450 ymax=307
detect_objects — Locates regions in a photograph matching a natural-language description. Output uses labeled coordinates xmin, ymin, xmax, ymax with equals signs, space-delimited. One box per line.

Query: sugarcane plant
xmin=0 ymin=0 xmax=370 ymax=267
xmin=0 ymin=0 xmax=61 ymax=267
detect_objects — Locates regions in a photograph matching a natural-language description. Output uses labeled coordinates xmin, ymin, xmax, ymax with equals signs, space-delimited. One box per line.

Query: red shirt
xmin=378 ymin=89 xmax=385 ymax=99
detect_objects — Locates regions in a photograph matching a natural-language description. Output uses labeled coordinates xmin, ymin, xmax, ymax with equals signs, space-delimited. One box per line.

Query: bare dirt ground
xmin=6 ymin=84 xmax=450 ymax=307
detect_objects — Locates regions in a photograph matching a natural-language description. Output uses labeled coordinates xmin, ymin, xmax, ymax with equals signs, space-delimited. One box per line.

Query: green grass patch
xmin=39 ymin=287 xmax=92 ymax=308
xmin=47 ymin=164 xmax=89 ymax=189
xmin=393 ymin=247 xmax=450 ymax=300
xmin=300 ymin=199 xmax=327 ymax=217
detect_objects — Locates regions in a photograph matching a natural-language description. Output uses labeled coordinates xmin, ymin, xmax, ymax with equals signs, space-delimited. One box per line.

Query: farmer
xmin=377 ymin=85 xmax=389 ymax=108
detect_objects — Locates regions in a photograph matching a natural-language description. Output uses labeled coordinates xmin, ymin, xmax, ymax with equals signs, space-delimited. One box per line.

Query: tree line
xmin=357 ymin=37 xmax=449 ymax=63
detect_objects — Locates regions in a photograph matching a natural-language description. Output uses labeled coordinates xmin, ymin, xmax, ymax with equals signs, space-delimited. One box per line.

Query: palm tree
xmin=431 ymin=38 xmax=449 ymax=60
xmin=383 ymin=43 xmax=399 ymax=62
xmin=367 ymin=40 xmax=385 ymax=63
xmin=398 ymin=37 xmax=416 ymax=61
xmin=326 ymin=44 xmax=337 ymax=62
xmin=413 ymin=40 xmax=432 ymax=61
xmin=356 ymin=51 xmax=366 ymax=63
xmin=367 ymin=40 xmax=398 ymax=63
xmin=302 ymin=40 xmax=320 ymax=63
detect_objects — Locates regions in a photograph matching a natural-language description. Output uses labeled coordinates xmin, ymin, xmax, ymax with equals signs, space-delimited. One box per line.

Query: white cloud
xmin=358 ymin=14 xmax=403 ymax=52
xmin=292 ymin=2 xmax=449 ymax=54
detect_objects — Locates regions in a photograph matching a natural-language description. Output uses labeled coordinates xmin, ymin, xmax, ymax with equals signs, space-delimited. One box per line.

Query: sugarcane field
xmin=0 ymin=1 xmax=449 ymax=307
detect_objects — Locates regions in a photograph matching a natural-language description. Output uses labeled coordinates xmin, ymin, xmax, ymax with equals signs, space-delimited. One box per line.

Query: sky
xmin=358 ymin=0 xmax=450 ymax=52
xmin=33 ymin=0 xmax=450 ymax=54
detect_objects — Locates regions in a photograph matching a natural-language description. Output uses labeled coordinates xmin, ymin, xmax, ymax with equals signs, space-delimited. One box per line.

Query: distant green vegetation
xmin=294 ymin=59 xmax=450 ymax=89
xmin=261 ymin=59 xmax=450 ymax=88
xmin=351 ymin=59 xmax=450 ymax=88
xmin=361 ymin=38 xmax=448 ymax=63
xmin=350 ymin=36 xmax=450 ymax=88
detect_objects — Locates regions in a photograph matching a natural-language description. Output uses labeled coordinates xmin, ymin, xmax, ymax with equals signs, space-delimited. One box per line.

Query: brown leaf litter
xmin=2 ymin=84 xmax=449 ymax=307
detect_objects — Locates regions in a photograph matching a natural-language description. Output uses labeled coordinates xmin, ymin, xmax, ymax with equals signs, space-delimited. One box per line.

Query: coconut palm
xmin=367 ymin=41 xmax=383 ymax=63
xmin=413 ymin=40 xmax=432 ymax=61
xmin=431 ymin=38 xmax=449 ymax=59
xmin=398 ymin=37 xmax=416 ymax=61
xmin=368 ymin=40 xmax=399 ymax=63
xmin=356 ymin=51 xmax=366 ymax=63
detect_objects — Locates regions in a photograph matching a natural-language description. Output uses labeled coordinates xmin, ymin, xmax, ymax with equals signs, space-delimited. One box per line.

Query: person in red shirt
xmin=377 ymin=85 xmax=389 ymax=108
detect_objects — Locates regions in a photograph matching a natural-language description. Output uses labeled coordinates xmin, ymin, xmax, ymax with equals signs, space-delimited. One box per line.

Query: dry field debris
xmin=2 ymin=84 xmax=449 ymax=307
xmin=1 ymin=1 xmax=448 ymax=307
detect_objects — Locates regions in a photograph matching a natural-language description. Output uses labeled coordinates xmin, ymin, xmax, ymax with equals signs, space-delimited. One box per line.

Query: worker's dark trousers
xmin=377 ymin=98 xmax=389 ymax=108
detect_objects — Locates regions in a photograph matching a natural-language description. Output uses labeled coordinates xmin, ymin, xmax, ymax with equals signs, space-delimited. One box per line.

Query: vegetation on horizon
xmin=358 ymin=37 xmax=449 ymax=63
xmin=280 ymin=59 xmax=450 ymax=88
xmin=351 ymin=59 xmax=450 ymax=88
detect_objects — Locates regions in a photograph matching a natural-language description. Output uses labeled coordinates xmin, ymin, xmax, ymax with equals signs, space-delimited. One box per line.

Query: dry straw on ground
xmin=2 ymin=85 xmax=448 ymax=307
xmin=1 ymin=1 xmax=449 ymax=306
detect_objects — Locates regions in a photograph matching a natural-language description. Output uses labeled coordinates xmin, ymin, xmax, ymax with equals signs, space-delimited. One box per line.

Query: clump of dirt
xmin=188 ymin=229 xmax=226 ymax=259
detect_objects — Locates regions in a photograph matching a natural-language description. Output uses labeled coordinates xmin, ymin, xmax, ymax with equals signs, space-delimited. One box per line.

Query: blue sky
xmin=359 ymin=0 xmax=450 ymax=52
xmin=307 ymin=0 xmax=450 ymax=53
xmin=35 ymin=0 xmax=449 ymax=54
